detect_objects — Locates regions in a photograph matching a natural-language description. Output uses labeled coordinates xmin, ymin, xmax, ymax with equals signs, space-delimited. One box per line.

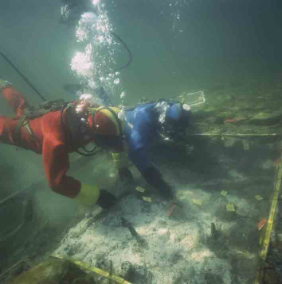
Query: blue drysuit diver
xmin=116 ymin=100 xmax=192 ymax=200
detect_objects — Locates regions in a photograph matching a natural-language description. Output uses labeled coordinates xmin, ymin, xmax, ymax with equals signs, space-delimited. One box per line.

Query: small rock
xmin=120 ymin=262 xmax=153 ymax=284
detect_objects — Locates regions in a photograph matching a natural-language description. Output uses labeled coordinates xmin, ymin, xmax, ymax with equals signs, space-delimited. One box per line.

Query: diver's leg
xmin=1 ymin=85 xmax=29 ymax=117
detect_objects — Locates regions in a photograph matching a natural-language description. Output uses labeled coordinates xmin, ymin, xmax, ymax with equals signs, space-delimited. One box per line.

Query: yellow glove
xmin=75 ymin=184 xmax=100 ymax=205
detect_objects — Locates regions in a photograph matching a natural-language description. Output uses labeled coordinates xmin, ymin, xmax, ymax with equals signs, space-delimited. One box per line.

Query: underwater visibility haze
xmin=0 ymin=0 xmax=282 ymax=283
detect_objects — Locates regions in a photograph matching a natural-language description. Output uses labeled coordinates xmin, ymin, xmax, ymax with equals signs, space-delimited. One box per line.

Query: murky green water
xmin=0 ymin=0 xmax=282 ymax=283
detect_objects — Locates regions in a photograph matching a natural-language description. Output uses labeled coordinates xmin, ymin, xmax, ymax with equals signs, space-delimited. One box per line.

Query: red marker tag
xmin=224 ymin=117 xmax=245 ymax=124
xmin=257 ymin=218 xmax=267 ymax=230
xmin=274 ymin=159 xmax=281 ymax=166
xmin=168 ymin=203 xmax=176 ymax=217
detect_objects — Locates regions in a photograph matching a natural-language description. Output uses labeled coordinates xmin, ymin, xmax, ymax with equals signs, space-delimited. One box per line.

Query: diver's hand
xmin=159 ymin=181 xmax=174 ymax=200
xmin=96 ymin=189 xmax=117 ymax=209
xmin=118 ymin=167 xmax=134 ymax=184
xmin=141 ymin=166 xmax=174 ymax=200
xmin=0 ymin=78 xmax=12 ymax=91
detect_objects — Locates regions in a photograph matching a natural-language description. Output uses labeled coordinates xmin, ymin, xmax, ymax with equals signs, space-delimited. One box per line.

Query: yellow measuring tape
xmin=254 ymin=159 xmax=282 ymax=283
xmin=51 ymin=254 xmax=132 ymax=284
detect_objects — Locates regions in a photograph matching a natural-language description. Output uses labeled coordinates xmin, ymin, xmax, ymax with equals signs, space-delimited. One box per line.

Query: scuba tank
xmin=14 ymin=99 xmax=100 ymax=157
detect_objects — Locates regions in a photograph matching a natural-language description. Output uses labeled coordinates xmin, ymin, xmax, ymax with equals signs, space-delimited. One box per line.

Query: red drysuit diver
xmin=0 ymin=78 xmax=121 ymax=209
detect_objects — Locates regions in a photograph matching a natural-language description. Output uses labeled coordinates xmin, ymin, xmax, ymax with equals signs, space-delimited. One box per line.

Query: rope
xmin=51 ymin=254 xmax=132 ymax=284
xmin=0 ymin=52 xmax=46 ymax=101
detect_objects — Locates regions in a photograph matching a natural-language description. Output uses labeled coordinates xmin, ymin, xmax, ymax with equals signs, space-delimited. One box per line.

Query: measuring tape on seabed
xmin=254 ymin=159 xmax=282 ymax=283
xmin=187 ymin=133 xmax=279 ymax=137
xmin=51 ymin=254 xmax=132 ymax=284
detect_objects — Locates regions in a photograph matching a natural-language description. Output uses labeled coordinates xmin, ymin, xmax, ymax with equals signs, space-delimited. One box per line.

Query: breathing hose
xmin=110 ymin=31 xmax=133 ymax=73
xmin=60 ymin=3 xmax=133 ymax=75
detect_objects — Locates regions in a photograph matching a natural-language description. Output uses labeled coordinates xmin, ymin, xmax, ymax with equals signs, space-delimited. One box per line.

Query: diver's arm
xmin=128 ymin=146 xmax=151 ymax=173
xmin=141 ymin=165 xmax=174 ymax=199
xmin=128 ymin=145 xmax=159 ymax=184
xmin=42 ymin=137 xmax=116 ymax=208
xmin=111 ymin=137 xmax=135 ymax=183
xmin=42 ymin=139 xmax=116 ymax=209
xmin=128 ymin=113 xmax=174 ymax=199
xmin=42 ymin=137 xmax=83 ymax=198
xmin=128 ymin=146 xmax=173 ymax=199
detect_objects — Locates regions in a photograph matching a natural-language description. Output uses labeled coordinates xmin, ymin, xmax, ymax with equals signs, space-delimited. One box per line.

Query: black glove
xmin=118 ymin=167 xmax=134 ymax=184
xmin=97 ymin=189 xmax=117 ymax=209
xmin=141 ymin=166 xmax=174 ymax=200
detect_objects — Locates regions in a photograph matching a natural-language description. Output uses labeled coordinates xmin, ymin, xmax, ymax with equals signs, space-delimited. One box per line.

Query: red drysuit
xmin=0 ymin=86 xmax=107 ymax=199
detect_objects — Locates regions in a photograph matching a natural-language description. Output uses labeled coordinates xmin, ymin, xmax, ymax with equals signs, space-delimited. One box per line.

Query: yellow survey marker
xmin=220 ymin=190 xmax=228 ymax=197
xmin=192 ymin=198 xmax=203 ymax=205
xmin=254 ymin=154 xmax=282 ymax=284
xmin=136 ymin=186 xmax=146 ymax=193
xmin=226 ymin=203 xmax=236 ymax=212
xmin=142 ymin=196 xmax=152 ymax=202
xmin=51 ymin=254 xmax=132 ymax=284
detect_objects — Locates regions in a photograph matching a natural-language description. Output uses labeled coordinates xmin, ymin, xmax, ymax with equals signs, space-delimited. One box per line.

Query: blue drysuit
xmin=123 ymin=102 xmax=166 ymax=173
xmin=121 ymin=100 xmax=191 ymax=199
